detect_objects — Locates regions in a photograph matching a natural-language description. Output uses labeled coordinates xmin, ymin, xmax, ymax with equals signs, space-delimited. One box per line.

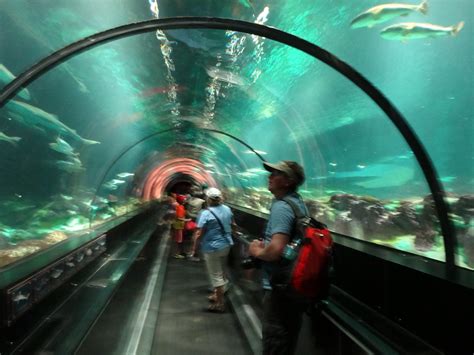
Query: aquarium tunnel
xmin=0 ymin=1 xmax=472 ymax=354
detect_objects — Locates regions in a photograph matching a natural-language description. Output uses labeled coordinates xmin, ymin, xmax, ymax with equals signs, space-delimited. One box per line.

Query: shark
xmin=381 ymin=21 xmax=464 ymax=41
xmin=324 ymin=160 xmax=415 ymax=189
xmin=5 ymin=100 xmax=100 ymax=146
xmin=351 ymin=1 xmax=428 ymax=29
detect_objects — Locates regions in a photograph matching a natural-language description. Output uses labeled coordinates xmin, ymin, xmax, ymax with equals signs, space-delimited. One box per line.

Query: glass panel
xmin=1 ymin=0 xmax=472 ymax=273
xmin=258 ymin=0 xmax=472 ymax=269
xmin=0 ymin=1 xmax=152 ymax=78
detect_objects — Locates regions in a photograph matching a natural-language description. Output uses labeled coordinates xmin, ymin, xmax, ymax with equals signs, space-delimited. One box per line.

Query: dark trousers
xmin=262 ymin=290 xmax=307 ymax=355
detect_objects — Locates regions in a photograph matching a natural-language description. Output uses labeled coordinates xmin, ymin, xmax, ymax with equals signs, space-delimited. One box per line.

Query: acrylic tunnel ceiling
xmin=0 ymin=0 xmax=472 ymax=271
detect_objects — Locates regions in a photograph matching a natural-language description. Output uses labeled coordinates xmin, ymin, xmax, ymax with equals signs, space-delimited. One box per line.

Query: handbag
xmin=184 ymin=220 xmax=197 ymax=231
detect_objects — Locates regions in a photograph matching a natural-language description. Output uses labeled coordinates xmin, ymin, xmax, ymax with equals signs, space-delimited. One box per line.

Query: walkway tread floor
xmin=152 ymin=256 xmax=251 ymax=355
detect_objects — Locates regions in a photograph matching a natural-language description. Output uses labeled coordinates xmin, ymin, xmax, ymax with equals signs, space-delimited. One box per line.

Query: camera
xmin=241 ymin=256 xmax=261 ymax=269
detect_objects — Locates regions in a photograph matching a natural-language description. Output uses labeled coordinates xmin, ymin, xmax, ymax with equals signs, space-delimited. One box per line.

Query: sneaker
xmin=173 ymin=253 xmax=185 ymax=259
xmin=189 ymin=256 xmax=200 ymax=262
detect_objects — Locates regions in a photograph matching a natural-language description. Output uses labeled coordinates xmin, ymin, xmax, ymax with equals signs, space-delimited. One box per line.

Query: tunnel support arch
xmin=89 ymin=128 xmax=264 ymax=223
xmin=0 ymin=17 xmax=456 ymax=276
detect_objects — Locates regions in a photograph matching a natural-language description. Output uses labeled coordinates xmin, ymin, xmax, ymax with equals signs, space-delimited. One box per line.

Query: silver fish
xmin=381 ymin=21 xmax=464 ymax=40
xmin=55 ymin=160 xmax=85 ymax=173
xmin=49 ymin=137 xmax=77 ymax=156
xmin=206 ymin=66 xmax=248 ymax=86
xmin=0 ymin=131 xmax=21 ymax=146
xmin=351 ymin=1 xmax=428 ymax=29
xmin=13 ymin=292 xmax=30 ymax=302
xmin=116 ymin=172 xmax=134 ymax=178
xmin=51 ymin=269 xmax=63 ymax=279
xmin=0 ymin=64 xmax=31 ymax=100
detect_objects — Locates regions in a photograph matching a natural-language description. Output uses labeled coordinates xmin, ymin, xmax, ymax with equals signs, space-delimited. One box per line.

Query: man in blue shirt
xmin=249 ymin=160 xmax=307 ymax=355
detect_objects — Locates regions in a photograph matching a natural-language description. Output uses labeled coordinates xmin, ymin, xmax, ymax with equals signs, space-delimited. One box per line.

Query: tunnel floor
xmin=76 ymin=228 xmax=251 ymax=355
xmin=152 ymin=256 xmax=251 ymax=355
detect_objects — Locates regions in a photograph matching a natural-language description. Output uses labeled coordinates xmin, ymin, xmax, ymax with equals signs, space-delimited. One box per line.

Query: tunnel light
xmin=142 ymin=158 xmax=218 ymax=200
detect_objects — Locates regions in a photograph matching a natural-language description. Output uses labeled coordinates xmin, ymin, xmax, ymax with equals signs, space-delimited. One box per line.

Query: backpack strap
xmin=207 ymin=208 xmax=226 ymax=236
xmin=281 ymin=197 xmax=327 ymax=230
xmin=280 ymin=196 xmax=308 ymax=242
xmin=281 ymin=196 xmax=307 ymax=219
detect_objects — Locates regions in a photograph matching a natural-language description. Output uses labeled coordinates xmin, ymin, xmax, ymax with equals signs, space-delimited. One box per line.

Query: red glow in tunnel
xmin=142 ymin=158 xmax=217 ymax=200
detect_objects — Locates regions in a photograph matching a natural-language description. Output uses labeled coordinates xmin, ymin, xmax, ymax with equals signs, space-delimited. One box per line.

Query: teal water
xmin=0 ymin=0 xmax=472 ymax=269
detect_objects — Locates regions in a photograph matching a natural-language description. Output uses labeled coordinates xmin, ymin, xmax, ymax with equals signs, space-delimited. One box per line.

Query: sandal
xmin=208 ymin=293 xmax=218 ymax=303
xmin=207 ymin=303 xmax=225 ymax=313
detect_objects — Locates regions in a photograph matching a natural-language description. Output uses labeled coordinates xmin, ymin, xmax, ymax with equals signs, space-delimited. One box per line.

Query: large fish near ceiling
xmin=322 ymin=156 xmax=416 ymax=189
xmin=350 ymin=1 xmax=428 ymax=28
xmin=0 ymin=64 xmax=31 ymax=101
xmin=380 ymin=21 xmax=464 ymax=40
xmin=5 ymin=100 xmax=100 ymax=146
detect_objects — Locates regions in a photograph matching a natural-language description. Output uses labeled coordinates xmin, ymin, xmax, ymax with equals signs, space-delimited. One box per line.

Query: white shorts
xmin=203 ymin=247 xmax=231 ymax=288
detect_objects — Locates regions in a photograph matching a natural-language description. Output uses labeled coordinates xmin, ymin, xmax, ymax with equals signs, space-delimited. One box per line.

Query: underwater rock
xmin=305 ymin=200 xmax=332 ymax=224
xmin=333 ymin=211 xmax=352 ymax=236
xmin=246 ymin=193 xmax=263 ymax=210
xmin=461 ymin=226 xmax=474 ymax=268
xmin=452 ymin=195 xmax=474 ymax=225
xmin=391 ymin=202 xmax=422 ymax=233
xmin=349 ymin=199 xmax=391 ymax=238
xmin=419 ymin=195 xmax=438 ymax=226
xmin=44 ymin=231 xmax=68 ymax=245
xmin=414 ymin=227 xmax=437 ymax=251
xmin=329 ymin=194 xmax=359 ymax=211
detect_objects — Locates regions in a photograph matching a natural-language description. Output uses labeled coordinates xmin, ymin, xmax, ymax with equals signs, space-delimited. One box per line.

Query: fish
xmin=381 ymin=21 xmax=464 ymax=40
xmin=5 ymin=100 xmax=100 ymax=146
xmin=237 ymin=171 xmax=258 ymax=178
xmin=116 ymin=172 xmax=134 ymax=178
xmin=109 ymin=179 xmax=126 ymax=185
xmin=323 ymin=157 xmax=401 ymax=190
xmin=206 ymin=66 xmax=248 ymax=86
xmin=51 ymin=269 xmax=63 ymax=279
xmin=351 ymin=1 xmax=428 ymax=29
xmin=0 ymin=64 xmax=31 ymax=100
xmin=246 ymin=168 xmax=267 ymax=174
xmin=0 ymin=131 xmax=21 ymax=146
xmin=55 ymin=160 xmax=85 ymax=173
xmin=103 ymin=181 xmax=119 ymax=190
xmin=13 ymin=292 xmax=30 ymax=303
xmin=67 ymin=155 xmax=82 ymax=166
xmin=49 ymin=137 xmax=77 ymax=156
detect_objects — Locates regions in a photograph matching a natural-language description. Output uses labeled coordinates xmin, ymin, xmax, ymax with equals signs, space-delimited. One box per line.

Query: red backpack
xmin=276 ymin=197 xmax=334 ymax=299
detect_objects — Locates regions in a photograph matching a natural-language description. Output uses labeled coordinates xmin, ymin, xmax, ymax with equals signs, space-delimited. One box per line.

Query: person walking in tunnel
xmin=249 ymin=161 xmax=308 ymax=355
xmin=185 ymin=186 xmax=206 ymax=261
xmin=171 ymin=194 xmax=187 ymax=259
xmin=193 ymin=187 xmax=235 ymax=313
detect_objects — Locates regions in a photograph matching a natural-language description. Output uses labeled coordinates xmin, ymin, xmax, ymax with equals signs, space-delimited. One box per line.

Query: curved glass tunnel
xmin=0 ymin=2 xmax=472 ymax=279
